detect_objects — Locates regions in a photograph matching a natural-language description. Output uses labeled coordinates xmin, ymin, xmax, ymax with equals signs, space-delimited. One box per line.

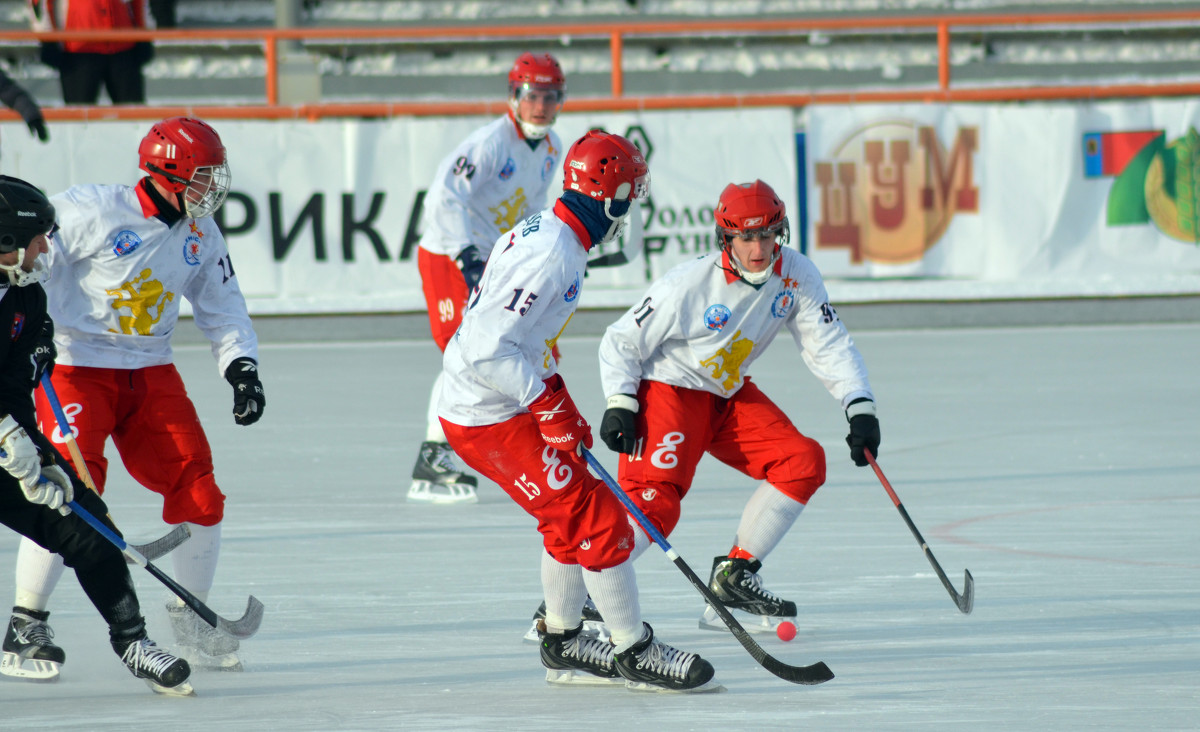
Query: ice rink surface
xmin=2 ymin=321 xmax=1197 ymax=731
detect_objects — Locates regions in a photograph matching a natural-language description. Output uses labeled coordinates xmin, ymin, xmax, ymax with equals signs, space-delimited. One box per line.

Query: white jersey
xmin=418 ymin=114 xmax=562 ymax=261
xmin=599 ymin=247 xmax=873 ymax=408
xmin=439 ymin=201 xmax=588 ymax=425
xmin=43 ymin=182 xmax=258 ymax=374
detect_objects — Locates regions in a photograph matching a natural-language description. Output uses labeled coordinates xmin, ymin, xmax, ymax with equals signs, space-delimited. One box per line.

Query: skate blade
xmin=624 ymin=678 xmax=726 ymax=694
xmin=146 ymin=678 xmax=195 ymax=696
xmin=406 ymin=480 xmax=479 ymax=505
xmin=524 ymin=619 xmax=609 ymax=645
xmin=0 ymin=652 xmax=60 ymax=681
xmin=698 ymin=605 xmax=795 ymax=634
xmin=544 ymin=668 xmax=625 ymax=686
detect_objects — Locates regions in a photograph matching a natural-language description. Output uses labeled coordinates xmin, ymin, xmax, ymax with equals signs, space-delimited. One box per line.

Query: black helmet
xmin=0 ymin=175 xmax=56 ymax=254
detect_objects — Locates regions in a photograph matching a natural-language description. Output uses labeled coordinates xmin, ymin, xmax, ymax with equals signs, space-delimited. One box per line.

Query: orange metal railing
xmin=1 ymin=9 xmax=1199 ymax=122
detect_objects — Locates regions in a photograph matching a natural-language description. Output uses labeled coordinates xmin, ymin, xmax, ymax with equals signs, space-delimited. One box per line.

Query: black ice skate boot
xmin=1 ymin=607 xmax=65 ymax=681
xmin=524 ymin=595 xmax=607 ymax=643
xmin=614 ymin=623 xmax=721 ymax=693
xmin=407 ymin=441 xmax=479 ymax=504
xmin=701 ymin=555 xmax=797 ymax=633
xmin=536 ymin=619 xmax=622 ymax=686
xmin=115 ymin=636 xmax=193 ymax=696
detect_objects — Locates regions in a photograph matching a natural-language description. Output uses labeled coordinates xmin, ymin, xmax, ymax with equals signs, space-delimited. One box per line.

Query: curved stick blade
xmin=128 ymin=524 xmax=191 ymax=563
xmin=956 ymin=569 xmax=974 ymax=614
xmin=216 ymin=595 xmax=265 ymax=639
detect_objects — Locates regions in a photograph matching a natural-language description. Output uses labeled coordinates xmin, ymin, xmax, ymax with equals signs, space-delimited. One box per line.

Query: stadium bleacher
xmin=0 ymin=0 xmax=1197 ymax=106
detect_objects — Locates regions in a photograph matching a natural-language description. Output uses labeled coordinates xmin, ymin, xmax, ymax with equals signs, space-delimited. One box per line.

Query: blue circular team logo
xmin=771 ymin=291 xmax=795 ymax=318
xmin=542 ymin=156 xmax=555 ymax=180
xmin=564 ymin=273 xmax=581 ymax=302
xmin=704 ymin=304 xmax=731 ymax=331
xmin=499 ymin=158 xmax=516 ymax=181
xmin=182 ymin=237 xmax=202 ymax=266
xmin=112 ymin=230 xmax=142 ymax=257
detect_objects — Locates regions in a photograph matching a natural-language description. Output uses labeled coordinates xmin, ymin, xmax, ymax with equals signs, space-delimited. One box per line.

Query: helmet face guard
xmin=139 ymin=117 xmax=232 ymax=219
xmin=181 ymin=162 xmax=232 ymax=219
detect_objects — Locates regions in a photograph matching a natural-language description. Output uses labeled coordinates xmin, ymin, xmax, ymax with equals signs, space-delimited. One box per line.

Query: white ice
xmin=2 ymin=321 xmax=1198 ymax=730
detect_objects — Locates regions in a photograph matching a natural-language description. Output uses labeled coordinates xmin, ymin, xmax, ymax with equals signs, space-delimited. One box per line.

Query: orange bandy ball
xmin=776 ymin=621 xmax=796 ymax=642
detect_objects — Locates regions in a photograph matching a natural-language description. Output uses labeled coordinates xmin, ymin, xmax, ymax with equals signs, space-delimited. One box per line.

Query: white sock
xmin=734 ymin=482 xmax=805 ymax=560
xmin=627 ymin=516 xmax=652 ymax=563
xmin=581 ymin=560 xmax=642 ymax=653
xmin=170 ymin=522 xmax=221 ymax=604
xmin=540 ymin=550 xmax=588 ymax=634
xmin=425 ymin=372 xmax=446 ymax=443
xmin=14 ymin=537 xmax=66 ymax=611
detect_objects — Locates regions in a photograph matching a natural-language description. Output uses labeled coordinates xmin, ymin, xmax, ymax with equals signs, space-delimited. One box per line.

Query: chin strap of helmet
xmin=143 ymin=161 xmax=190 ymax=190
xmin=0 ymin=252 xmax=48 ymax=288
xmin=508 ymin=103 xmax=551 ymax=140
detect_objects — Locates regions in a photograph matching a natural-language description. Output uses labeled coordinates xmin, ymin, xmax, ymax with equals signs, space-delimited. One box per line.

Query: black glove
xmin=29 ymin=327 xmax=56 ymax=387
xmin=599 ymin=394 xmax=639 ymax=454
xmin=9 ymin=91 xmax=47 ymax=143
xmin=455 ymin=245 xmax=486 ymax=292
xmin=224 ymin=357 xmax=265 ymax=426
xmin=845 ymin=398 xmax=880 ymax=467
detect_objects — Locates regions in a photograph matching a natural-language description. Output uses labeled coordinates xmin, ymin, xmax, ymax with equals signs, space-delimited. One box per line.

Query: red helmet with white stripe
xmin=138 ymin=117 xmax=232 ymax=219
xmin=713 ymin=179 xmax=790 ymax=249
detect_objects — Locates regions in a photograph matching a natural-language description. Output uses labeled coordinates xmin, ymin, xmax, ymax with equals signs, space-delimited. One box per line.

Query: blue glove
xmin=456 ymin=246 xmax=486 ymax=292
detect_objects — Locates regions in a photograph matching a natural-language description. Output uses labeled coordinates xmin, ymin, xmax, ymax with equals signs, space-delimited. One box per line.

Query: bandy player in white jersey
xmin=597 ymin=179 xmax=881 ymax=633
xmin=438 ymin=130 xmax=720 ymax=693
xmin=409 ymin=52 xmax=566 ymax=505
xmin=5 ymin=117 xmax=265 ymax=679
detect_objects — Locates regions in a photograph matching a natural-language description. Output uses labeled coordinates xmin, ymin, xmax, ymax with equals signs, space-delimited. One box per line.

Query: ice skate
xmin=614 ymin=623 xmax=722 ymax=693
xmin=167 ymin=600 xmax=242 ymax=671
xmin=535 ymin=619 xmax=622 ymax=686
xmin=523 ymin=596 xmax=608 ymax=644
xmin=700 ymin=555 xmax=797 ymax=634
xmin=407 ymin=441 xmax=479 ymax=504
xmin=117 ymin=637 xmax=193 ymax=696
xmin=1 ymin=607 xmax=64 ymax=681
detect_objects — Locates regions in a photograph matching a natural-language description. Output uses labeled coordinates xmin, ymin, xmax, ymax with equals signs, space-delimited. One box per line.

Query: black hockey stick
xmin=40 ymin=374 xmax=190 ymax=563
xmin=68 ymin=500 xmax=264 ymax=639
xmin=582 ymin=449 xmax=834 ymax=685
xmin=864 ymin=449 xmax=974 ymax=614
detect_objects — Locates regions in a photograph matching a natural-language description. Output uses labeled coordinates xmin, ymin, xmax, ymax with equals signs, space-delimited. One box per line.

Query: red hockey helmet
xmin=508 ymin=52 xmax=566 ymax=98
xmin=563 ymin=130 xmax=649 ymax=203
xmin=713 ymin=179 xmax=790 ymax=248
xmin=508 ymin=52 xmax=566 ymax=140
xmin=138 ymin=117 xmax=232 ymax=219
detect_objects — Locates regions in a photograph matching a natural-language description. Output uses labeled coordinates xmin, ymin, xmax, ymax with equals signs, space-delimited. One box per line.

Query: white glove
xmin=31 ymin=464 xmax=73 ymax=513
xmin=0 ymin=414 xmax=41 ymax=487
xmin=0 ymin=415 xmax=72 ymax=512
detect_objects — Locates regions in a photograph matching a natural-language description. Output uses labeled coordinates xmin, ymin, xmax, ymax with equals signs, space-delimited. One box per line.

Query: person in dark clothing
xmin=0 ymin=175 xmax=191 ymax=695
xmin=0 ymin=71 xmax=48 ymax=142
xmin=28 ymin=0 xmax=154 ymax=105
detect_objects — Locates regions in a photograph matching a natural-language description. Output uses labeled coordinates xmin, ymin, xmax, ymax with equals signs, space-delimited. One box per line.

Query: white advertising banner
xmin=804 ymin=99 xmax=1200 ymax=301
xmin=0 ymin=108 xmax=796 ymax=315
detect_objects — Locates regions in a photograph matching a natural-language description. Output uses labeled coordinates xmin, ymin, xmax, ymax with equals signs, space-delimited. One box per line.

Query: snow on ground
xmin=1 ymin=322 xmax=1198 ymax=730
